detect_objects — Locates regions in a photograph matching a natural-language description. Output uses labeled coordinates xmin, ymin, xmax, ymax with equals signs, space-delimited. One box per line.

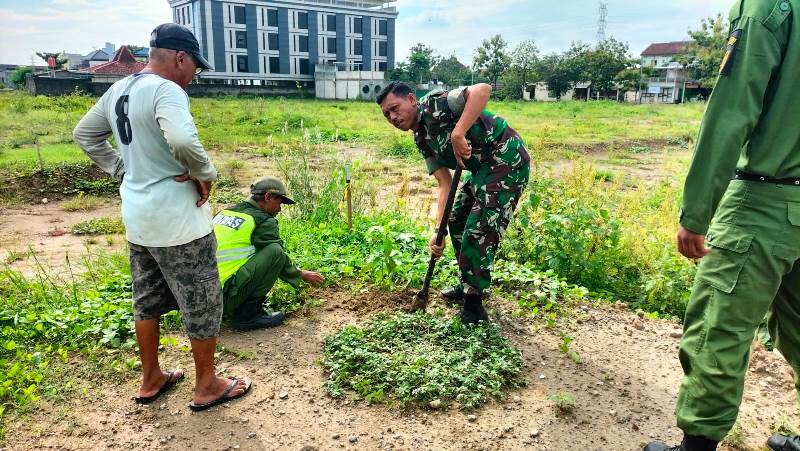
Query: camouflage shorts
xmin=129 ymin=233 xmax=223 ymax=340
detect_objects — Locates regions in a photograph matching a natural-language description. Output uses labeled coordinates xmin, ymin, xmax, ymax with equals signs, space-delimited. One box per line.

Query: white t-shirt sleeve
xmin=154 ymin=82 xmax=217 ymax=182
xmin=73 ymin=93 xmax=125 ymax=180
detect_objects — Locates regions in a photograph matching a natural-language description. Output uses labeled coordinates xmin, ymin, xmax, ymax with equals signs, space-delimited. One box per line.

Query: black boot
xmin=459 ymin=292 xmax=489 ymax=325
xmin=232 ymin=311 xmax=285 ymax=331
xmin=644 ymin=435 xmax=718 ymax=451
xmin=440 ymin=285 xmax=465 ymax=306
xmin=231 ymin=298 xmax=285 ymax=331
xmin=768 ymin=435 xmax=800 ymax=451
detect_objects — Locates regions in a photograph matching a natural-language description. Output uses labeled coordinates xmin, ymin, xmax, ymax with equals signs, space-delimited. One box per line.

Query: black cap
xmin=150 ymin=23 xmax=213 ymax=70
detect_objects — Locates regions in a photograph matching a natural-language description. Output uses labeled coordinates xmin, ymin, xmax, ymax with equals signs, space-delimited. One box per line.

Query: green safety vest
xmin=212 ymin=209 xmax=257 ymax=287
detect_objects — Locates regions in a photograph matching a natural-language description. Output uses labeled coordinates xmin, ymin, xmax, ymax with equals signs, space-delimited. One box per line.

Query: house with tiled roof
xmin=84 ymin=49 xmax=111 ymax=67
xmin=640 ymin=41 xmax=694 ymax=104
xmin=85 ymin=46 xmax=147 ymax=82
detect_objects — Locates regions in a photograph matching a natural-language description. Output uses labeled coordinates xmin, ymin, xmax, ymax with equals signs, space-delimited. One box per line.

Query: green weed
xmin=4 ymin=249 xmax=27 ymax=264
xmin=323 ymin=312 xmax=525 ymax=409
xmin=721 ymin=422 xmax=748 ymax=450
xmin=60 ymin=193 xmax=103 ymax=212
xmin=550 ymin=392 xmax=576 ymax=415
xmin=70 ymin=218 xmax=125 ymax=235
xmin=771 ymin=415 xmax=799 ymax=437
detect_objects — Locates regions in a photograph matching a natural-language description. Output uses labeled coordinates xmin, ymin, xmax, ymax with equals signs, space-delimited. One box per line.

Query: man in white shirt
xmin=73 ymin=23 xmax=250 ymax=411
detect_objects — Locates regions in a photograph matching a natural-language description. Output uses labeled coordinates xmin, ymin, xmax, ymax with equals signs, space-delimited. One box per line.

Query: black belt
xmin=734 ymin=170 xmax=800 ymax=186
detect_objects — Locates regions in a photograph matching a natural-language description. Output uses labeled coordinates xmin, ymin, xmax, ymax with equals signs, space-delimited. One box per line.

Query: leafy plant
xmin=70 ymin=218 xmax=125 ymax=235
xmin=550 ymin=391 xmax=576 ymax=415
xmin=323 ymin=312 xmax=525 ymax=409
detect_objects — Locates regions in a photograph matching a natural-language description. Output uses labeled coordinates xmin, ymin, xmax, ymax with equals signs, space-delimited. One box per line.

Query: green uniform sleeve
xmin=251 ymin=216 xmax=303 ymax=288
xmin=680 ymin=15 xmax=786 ymax=234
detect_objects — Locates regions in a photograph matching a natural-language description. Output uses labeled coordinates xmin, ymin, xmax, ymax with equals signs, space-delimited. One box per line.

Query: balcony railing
xmin=647 ymin=77 xmax=684 ymax=83
xmin=291 ymin=0 xmax=397 ymax=10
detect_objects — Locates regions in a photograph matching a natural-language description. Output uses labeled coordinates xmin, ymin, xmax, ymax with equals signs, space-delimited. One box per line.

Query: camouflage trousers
xmin=129 ymin=233 xmax=223 ymax=340
xmin=449 ymin=136 xmax=530 ymax=295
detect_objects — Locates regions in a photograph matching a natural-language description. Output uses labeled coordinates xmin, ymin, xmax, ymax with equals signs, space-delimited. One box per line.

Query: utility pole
xmin=597 ymin=2 xmax=608 ymax=43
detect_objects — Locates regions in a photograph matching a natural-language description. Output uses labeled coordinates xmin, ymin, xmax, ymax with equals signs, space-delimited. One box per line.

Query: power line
xmin=597 ymin=2 xmax=608 ymax=42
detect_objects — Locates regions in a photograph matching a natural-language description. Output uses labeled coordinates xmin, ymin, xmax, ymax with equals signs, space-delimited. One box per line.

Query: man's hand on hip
xmin=301 ymin=270 xmax=324 ymax=287
xmin=677 ymin=226 xmax=710 ymax=260
xmin=175 ymin=173 xmax=212 ymax=207
xmin=450 ymin=133 xmax=471 ymax=169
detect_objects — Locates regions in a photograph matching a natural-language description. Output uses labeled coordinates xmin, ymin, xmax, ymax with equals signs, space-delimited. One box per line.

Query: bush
xmin=507 ymin=175 xmax=638 ymax=299
xmin=504 ymin=165 xmax=694 ymax=318
xmin=383 ymin=136 xmax=419 ymax=159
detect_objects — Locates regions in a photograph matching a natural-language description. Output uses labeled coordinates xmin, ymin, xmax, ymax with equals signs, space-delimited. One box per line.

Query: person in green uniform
xmin=376 ymin=81 xmax=530 ymax=324
xmin=212 ymin=177 xmax=324 ymax=331
xmin=646 ymin=1 xmax=800 ymax=450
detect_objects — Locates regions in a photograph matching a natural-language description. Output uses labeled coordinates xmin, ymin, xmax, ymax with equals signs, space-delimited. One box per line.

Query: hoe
xmin=410 ymin=166 xmax=463 ymax=312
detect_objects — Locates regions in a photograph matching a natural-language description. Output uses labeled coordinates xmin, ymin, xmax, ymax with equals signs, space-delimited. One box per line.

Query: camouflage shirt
xmin=413 ymin=87 xmax=527 ymax=175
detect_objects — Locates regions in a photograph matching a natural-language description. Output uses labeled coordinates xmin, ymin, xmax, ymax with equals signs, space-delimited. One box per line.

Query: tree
xmin=676 ymin=14 xmax=729 ymax=88
xmin=386 ymin=61 xmax=412 ymax=82
xmin=431 ymin=55 xmax=471 ymax=87
xmin=615 ymin=65 xmax=657 ymax=97
xmin=386 ymin=43 xmax=440 ymax=84
xmin=538 ymin=53 xmax=571 ymax=100
xmin=511 ymin=40 xmax=540 ymax=90
xmin=35 ymin=52 xmax=67 ymax=70
xmin=473 ymin=35 xmax=511 ymax=90
xmin=583 ymin=38 xmax=631 ymax=94
xmin=499 ymin=40 xmax=540 ymax=99
xmin=407 ymin=43 xmax=439 ymax=84
xmin=9 ymin=67 xmax=33 ymax=87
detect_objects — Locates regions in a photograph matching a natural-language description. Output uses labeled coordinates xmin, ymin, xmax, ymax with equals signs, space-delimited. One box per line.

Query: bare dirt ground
xmin=5 ymin=290 xmax=798 ymax=451
xmin=0 ymin=200 xmax=126 ymax=275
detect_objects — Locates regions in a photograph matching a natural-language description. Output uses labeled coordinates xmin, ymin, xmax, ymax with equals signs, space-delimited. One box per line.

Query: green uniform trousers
xmin=677 ymin=180 xmax=800 ymax=441
xmin=222 ymin=243 xmax=297 ymax=319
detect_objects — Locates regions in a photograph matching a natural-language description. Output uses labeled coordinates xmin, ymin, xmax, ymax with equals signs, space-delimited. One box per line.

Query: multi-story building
xmin=166 ymin=0 xmax=397 ymax=84
xmin=640 ymin=41 xmax=693 ymax=103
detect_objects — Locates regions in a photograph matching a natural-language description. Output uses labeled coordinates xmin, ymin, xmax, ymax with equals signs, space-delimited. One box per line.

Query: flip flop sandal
xmin=134 ymin=370 xmax=185 ymax=404
xmin=188 ymin=377 xmax=252 ymax=412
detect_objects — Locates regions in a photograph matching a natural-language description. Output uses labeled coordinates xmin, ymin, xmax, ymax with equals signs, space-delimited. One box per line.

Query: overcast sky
xmin=0 ymin=0 xmax=733 ymax=66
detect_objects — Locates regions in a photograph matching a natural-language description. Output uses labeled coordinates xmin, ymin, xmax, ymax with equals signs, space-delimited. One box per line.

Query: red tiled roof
xmin=641 ymin=41 xmax=693 ymax=56
xmin=87 ymin=46 xmax=146 ymax=75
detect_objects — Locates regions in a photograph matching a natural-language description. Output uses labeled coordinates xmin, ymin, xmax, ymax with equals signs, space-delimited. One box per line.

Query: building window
xmin=327 ymin=37 xmax=336 ymax=54
xmin=297 ymin=11 xmax=308 ymax=29
xmin=269 ymin=56 xmax=280 ymax=73
xmin=268 ymin=9 xmax=278 ymax=27
xmin=378 ymin=61 xmax=387 ymax=71
xmin=233 ymin=5 xmax=246 ymax=25
xmin=353 ymin=17 xmax=363 ymax=34
xmin=327 ymin=14 xmax=337 ymax=32
xmin=299 ymin=58 xmax=309 ymax=75
xmin=299 ymin=35 xmax=309 ymax=53
xmin=352 ymin=39 xmax=363 ymax=56
xmin=378 ymin=19 xmax=387 ymax=36
xmin=269 ymin=33 xmax=279 ymax=51
xmin=237 ymin=55 xmax=249 ymax=72
xmin=235 ymin=31 xmax=247 ymax=49
xmin=378 ymin=41 xmax=387 ymax=57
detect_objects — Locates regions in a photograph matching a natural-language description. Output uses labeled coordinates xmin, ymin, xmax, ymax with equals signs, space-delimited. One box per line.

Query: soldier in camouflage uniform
xmin=377 ymin=81 xmax=530 ymax=324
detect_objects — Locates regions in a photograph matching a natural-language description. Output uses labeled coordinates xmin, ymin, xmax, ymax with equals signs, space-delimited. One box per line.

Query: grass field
xmin=0 ymin=91 xmax=705 ymax=159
